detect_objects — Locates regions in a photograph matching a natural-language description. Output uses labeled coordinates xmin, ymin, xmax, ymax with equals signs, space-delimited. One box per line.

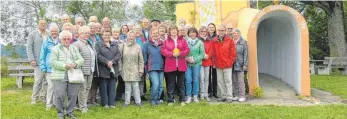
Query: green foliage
xmin=258 ymin=1 xmax=273 ymax=9
xmin=5 ymin=43 xmax=20 ymax=59
xmin=143 ymin=1 xmax=179 ymax=21
xmin=253 ymin=86 xmax=264 ymax=98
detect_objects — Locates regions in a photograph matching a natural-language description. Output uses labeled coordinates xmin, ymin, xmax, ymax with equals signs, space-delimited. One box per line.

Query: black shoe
xmin=67 ymin=114 xmax=77 ymax=119
xmin=141 ymin=96 xmax=148 ymax=101
xmin=217 ymin=98 xmax=226 ymax=102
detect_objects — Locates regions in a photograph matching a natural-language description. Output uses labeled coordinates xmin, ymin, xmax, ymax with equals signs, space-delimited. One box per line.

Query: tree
xmin=301 ymin=1 xmax=347 ymax=57
xmin=143 ymin=1 xmax=179 ymax=21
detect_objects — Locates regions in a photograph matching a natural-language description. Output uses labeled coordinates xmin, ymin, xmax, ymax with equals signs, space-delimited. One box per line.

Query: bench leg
xmin=16 ymin=77 xmax=24 ymax=88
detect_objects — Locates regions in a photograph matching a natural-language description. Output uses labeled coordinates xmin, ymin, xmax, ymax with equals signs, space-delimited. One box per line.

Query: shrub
xmin=253 ymin=86 xmax=264 ymax=98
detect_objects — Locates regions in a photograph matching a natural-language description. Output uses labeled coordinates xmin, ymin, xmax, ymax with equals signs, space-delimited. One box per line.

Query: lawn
xmin=1 ymin=75 xmax=347 ymax=119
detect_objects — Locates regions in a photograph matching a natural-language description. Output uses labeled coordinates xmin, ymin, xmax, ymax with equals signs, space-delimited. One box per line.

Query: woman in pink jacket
xmin=161 ymin=25 xmax=190 ymax=106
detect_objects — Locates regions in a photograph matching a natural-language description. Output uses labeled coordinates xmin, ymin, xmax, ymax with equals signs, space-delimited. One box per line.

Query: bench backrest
xmin=324 ymin=57 xmax=347 ymax=67
xmin=7 ymin=59 xmax=34 ymax=72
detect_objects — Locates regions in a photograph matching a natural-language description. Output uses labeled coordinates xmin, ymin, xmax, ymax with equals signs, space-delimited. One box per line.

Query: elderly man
xmin=231 ymin=28 xmax=248 ymax=102
xmin=226 ymin=23 xmax=234 ymax=38
xmin=89 ymin=16 xmax=98 ymax=23
xmin=151 ymin=19 xmax=160 ymax=28
xmin=50 ymin=30 xmax=84 ymax=119
xmin=141 ymin=18 xmax=150 ymax=41
xmin=212 ymin=25 xmax=237 ymax=102
xmin=27 ymin=19 xmax=48 ymax=104
xmin=39 ymin=23 xmax=59 ymax=110
xmin=102 ymin=17 xmax=111 ymax=26
xmin=73 ymin=26 xmax=97 ymax=113
xmin=61 ymin=14 xmax=70 ymax=25
xmin=95 ymin=22 xmax=102 ymax=36
xmin=75 ymin=17 xmax=85 ymax=27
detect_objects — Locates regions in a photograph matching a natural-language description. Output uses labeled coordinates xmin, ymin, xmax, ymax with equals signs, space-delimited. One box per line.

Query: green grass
xmin=2 ymin=76 xmax=347 ymax=119
xmin=311 ymin=75 xmax=347 ymax=99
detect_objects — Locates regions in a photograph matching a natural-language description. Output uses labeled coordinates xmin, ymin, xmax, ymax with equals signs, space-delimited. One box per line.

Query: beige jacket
xmin=121 ymin=41 xmax=144 ymax=81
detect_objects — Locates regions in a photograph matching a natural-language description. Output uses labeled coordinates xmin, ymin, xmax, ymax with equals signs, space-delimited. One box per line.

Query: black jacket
xmin=95 ymin=40 xmax=121 ymax=79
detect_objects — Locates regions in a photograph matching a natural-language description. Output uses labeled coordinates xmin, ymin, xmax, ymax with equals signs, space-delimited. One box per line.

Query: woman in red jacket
xmin=212 ymin=25 xmax=237 ymax=102
xmin=161 ymin=25 xmax=190 ymax=106
xmin=199 ymin=26 xmax=213 ymax=102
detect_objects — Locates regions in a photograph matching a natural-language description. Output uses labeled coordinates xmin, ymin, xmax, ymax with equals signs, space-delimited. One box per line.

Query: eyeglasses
xmin=218 ymin=30 xmax=225 ymax=32
xmin=200 ymin=31 xmax=207 ymax=32
xmin=62 ymin=38 xmax=71 ymax=40
xmin=227 ymin=28 xmax=233 ymax=30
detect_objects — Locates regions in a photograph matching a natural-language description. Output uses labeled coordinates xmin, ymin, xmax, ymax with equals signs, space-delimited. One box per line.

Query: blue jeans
xmin=99 ymin=75 xmax=117 ymax=106
xmin=185 ymin=65 xmax=201 ymax=96
xmin=149 ymin=71 xmax=164 ymax=102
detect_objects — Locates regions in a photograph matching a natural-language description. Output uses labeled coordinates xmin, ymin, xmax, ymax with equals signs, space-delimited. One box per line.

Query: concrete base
xmin=259 ymin=73 xmax=298 ymax=99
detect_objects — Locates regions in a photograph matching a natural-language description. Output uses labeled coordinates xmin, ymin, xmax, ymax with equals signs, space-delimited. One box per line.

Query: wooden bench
xmin=8 ymin=59 xmax=34 ymax=88
xmin=310 ymin=57 xmax=347 ymax=75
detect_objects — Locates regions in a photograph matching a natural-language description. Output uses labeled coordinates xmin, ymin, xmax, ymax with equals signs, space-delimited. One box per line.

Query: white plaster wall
xmin=256 ymin=11 xmax=302 ymax=94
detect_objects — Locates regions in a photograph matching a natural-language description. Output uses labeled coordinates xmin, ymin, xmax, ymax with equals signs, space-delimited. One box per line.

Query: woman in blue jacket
xmin=142 ymin=28 xmax=164 ymax=106
xmin=39 ymin=23 xmax=59 ymax=110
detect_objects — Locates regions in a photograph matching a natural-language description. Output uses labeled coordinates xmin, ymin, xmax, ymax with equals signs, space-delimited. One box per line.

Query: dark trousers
xmin=166 ymin=70 xmax=185 ymax=103
xmin=208 ymin=67 xmax=218 ymax=97
xmin=53 ymin=81 xmax=80 ymax=117
xmin=116 ymin=75 xmax=125 ymax=100
xmin=99 ymin=74 xmax=117 ymax=106
xmin=88 ymin=77 xmax=99 ymax=103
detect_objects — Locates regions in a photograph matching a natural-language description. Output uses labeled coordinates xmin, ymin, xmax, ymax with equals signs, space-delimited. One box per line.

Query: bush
xmin=253 ymin=86 xmax=264 ymax=98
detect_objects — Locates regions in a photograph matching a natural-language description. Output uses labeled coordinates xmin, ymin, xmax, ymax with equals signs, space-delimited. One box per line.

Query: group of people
xmin=27 ymin=15 xmax=248 ymax=119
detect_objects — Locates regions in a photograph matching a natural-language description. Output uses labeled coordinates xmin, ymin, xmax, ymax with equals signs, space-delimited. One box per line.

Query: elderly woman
xmin=231 ymin=28 xmax=248 ymax=102
xmin=178 ymin=25 xmax=188 ymax=40
xmin=95 ymin=22 xmax=102 ymax=36
xmin=142 ymin=28 xmax=164 ymax=106
xmin=161 ymin=25 xmax=190 ymax=106
xmin=122 ymin=30 xmax=144 ymax=107
xmin=70 ymin=25 xmax=80 ymax=44
xmin=73 ymin=26 xmax=97 ymax=113
xmin=185 ymin=27 xmax=204 ymax=104
xmin=87 ymin=22 xmax=100 ymax=46
xmin=62 ymin=23 xmax=73 ymax=33
xmin=120 ymin=25 xmax=129 ymax=41
xmin=102 ymin=17 xmax=111 ymax=26
xmin=95 ymin=31 xmax=121 ymax=108
xmin=207 ymin=23 xmax=218 ymax=98
xmin=212 ymin=25 xmax=236 ymax=102
xmin=158 ymin=24 xmax=168 ymax=41
xmin=88 ymin=16 xmax=98 ymax=23
xmin=199 ymin=26 xmax=212 ymax=102
xmin=112 ymin=28 xmax=126 ymax=101
xmin=134 ymin=25 xmax=147 ymax=101
xmin=39 ymin=23 xmax=59 ymax=110
xmin=50 ymin=30 xmax=84 ymax=119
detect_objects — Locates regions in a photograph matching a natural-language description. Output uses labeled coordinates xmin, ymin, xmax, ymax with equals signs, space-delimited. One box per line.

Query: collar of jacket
xmin=47 ymin=36 xmax=59 ymax=43
xmin=187 ymin=37 xmax=199 ymax=46
xmin=213 ymin=35 xmax=229 ymax=42
xmin=236 ymin=37 xmax=245 ymax=45
xmin=100 ymin=39 xmax=116 ymax=47
xmin=149 ymin=39 xmax=163 ymax=47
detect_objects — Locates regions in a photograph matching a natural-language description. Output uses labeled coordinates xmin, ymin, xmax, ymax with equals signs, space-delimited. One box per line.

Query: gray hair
xmin=232 ymin=28 xmax=241 ymax=35
xmin=127 ymin=30 xmax=136 ymax=37
xmin=49 ymin=22 xmax=59 ymax=32
xmin=87 ymin=22 xmax=96 ymax=28
xmin=112 ymin=28 xmax=120 ymax=33
xmin=59 ymin=30 xmax=72 ymax=40
xmin=78 ymin=26 xmax=90 ymax=34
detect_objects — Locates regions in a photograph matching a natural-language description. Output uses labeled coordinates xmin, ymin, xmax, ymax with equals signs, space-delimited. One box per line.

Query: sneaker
xmin=123 ymin=103 xmax=129 ymax=107
xmin=226 ymin=99 xmax=234 ymax=103
xmin=110 ymin=106 xmax=116 ymax=108
xmin=81 ymin=108 xmax=88 ymax=113
xmin=168 ymin=103 xmax=174 ymax=106
xmin=156 ymin=100 xmax=162 ymax=104
xmin=151 ymin=100 xmax=157 ymax=106
xmin=238 ymin=97 xmax=246 ymax=102
xmin=45 ymin=106 xmax=52 ymax=111
xmin=180 ymin=102 xmax=186 ymax=106
xmin=67 ymin=114 xmax=77 ymax=119
xmin=104 ymin=105 xmax=109 ymax=108
xmin=200 ymin=95 xmax=204 ymax=100
xmin=232 ymin=96 xmax=240 ymax=101
xmin=206 ymin=97 xmax=211 ymax=102
xmin=185 ymin=96 xmax=192 ymax=104
xmin=159 ymin=100 xmax=164 ymax=103
xmin=193 ymin=96 xmax=199 ymax=103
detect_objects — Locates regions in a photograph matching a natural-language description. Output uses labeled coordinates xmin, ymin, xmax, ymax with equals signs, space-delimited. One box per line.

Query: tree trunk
xmin=328 ymin=1 xmax=347 ymax=57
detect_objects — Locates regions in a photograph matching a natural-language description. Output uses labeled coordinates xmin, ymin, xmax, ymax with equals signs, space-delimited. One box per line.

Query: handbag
xmin=68 ymin=68 xmax=84 ymax=83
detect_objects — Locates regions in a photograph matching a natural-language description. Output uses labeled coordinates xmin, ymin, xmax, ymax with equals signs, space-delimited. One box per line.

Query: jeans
xmin=99 ymin=74 xmax=117 ymax=106
xmin=166 ymin=70 xmax=185 ymax=103
xmin=185 ymin=65 xmax=201 ymax=96
xmin=149 ymin=71 xmax=164 ymax=102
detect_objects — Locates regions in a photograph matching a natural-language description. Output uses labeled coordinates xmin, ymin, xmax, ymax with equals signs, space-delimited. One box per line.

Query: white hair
xmin=87 ymin=22 xmax=96 ymax=28
xmin=59 ymin=30 xmax=72 ymax=40
xmin=78 ymin=26 xmax=90 ymax=34
xmin=127 ymin=30 xmax=136 ymax=37
xmin=49 ymin=22 xmax=59 ymax=32
xmin=232 ymin=28 xmax=241 ymax=35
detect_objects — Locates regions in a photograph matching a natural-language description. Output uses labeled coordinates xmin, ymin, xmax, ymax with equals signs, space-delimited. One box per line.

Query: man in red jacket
xmin=212 ymin=25 xmax=237 ymax=102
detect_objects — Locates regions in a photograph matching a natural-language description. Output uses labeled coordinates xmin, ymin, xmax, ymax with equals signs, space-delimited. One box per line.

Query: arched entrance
xmin=247 ymin=5 xmax=310 ymax=96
